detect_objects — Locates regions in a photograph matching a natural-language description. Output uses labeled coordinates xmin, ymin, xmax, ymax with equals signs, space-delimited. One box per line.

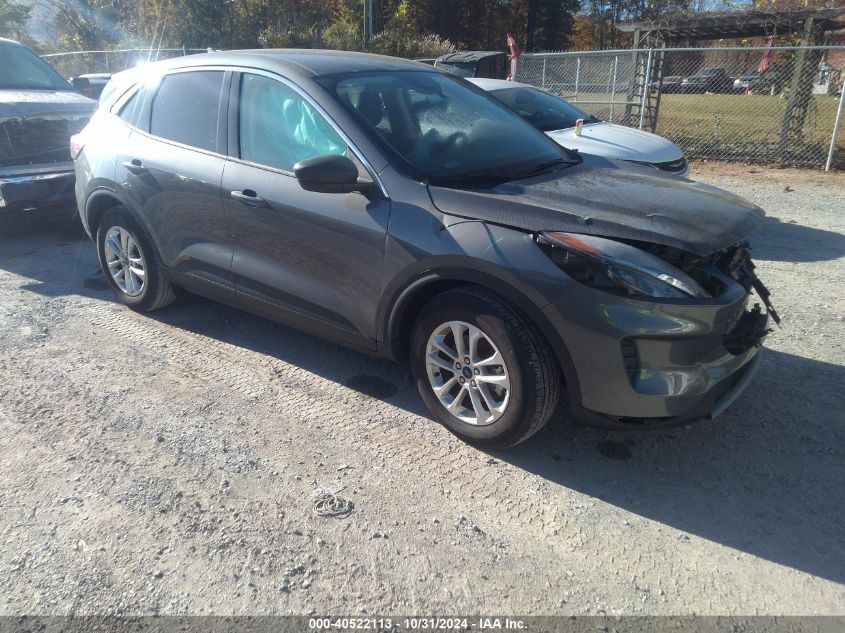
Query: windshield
xmin=489 ymin=86 xmax=597 ymax=132
xmin=0 ymin=44 xmax=71 ymax=91
xmin=320 ymin=71 xmax=575 ymax=183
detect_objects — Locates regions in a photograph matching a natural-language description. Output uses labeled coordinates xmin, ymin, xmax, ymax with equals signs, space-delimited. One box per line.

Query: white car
xmin=469 ymin=78 xmax=689 ymax=177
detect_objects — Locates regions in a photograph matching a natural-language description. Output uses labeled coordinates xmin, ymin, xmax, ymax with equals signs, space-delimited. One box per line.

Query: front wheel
xmin=410 ymin=287 xmax=560 ymax=449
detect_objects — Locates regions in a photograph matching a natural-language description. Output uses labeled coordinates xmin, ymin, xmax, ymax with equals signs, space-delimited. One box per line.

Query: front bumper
xmin=0 ymin=166 xmax=77 ymax=217
xmin=542 ymin=274 xmax=768 ymax=428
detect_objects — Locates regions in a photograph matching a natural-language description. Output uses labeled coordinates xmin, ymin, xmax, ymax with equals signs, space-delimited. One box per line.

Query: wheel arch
xmin=382 ymin=267 xmax=582 ymax=408
xmin=84 ymin=188 xmax=161 ymax=248
xmin=84 ymin=188 xmax=130 ymax=237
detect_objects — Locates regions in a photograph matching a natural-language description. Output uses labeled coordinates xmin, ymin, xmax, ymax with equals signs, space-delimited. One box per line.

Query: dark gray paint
xmin=428 ymin=155 xmax=765 ymax=257
xmin=75 ymin=49 xmax=769 ymax=428
xmin=117 ymin=131 xmax=234 ymax=292
xmin=222 ymin=159 xmax=390 ymax=347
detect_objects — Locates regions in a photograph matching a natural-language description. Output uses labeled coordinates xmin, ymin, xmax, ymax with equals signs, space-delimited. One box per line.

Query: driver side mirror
xmin=293 ymin=154 xmax=376 ymax=195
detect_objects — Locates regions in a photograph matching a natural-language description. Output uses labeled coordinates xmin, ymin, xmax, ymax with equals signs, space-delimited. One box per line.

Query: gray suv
xmin=73 ymin=50 xmax=776 ymax=448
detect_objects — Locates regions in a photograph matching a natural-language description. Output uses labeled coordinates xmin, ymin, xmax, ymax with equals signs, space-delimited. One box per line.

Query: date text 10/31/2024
xmin=308 ymin=618 xmax=527 ymax=630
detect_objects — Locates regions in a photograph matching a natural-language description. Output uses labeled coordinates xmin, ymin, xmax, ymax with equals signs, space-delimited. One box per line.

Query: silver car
xmin=470 ymin=78 xmax=689 ymax=177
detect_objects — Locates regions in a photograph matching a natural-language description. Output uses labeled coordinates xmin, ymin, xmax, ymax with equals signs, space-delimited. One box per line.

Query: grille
xmin=620 ymin=338 xmax=640 ymax=385
xmin=653 ymin=157 xmax=688 ymax=174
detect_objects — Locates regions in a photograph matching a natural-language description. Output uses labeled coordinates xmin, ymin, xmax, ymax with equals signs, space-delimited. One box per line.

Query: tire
xmin=409 ymin=287 xmax=560 ymax=449
xmin=96 ymin=206 xmax=176 ymax=312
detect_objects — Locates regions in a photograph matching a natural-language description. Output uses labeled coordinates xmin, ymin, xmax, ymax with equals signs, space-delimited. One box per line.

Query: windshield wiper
xmin=430 ymin=156 xmax=579 ymax=187
xmin=514 ymin=156 xmax=577 ymax=178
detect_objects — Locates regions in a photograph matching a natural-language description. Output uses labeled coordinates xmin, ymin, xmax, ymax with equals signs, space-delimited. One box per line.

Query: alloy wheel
xmin=103 ymin=226 xmax=146 ymax=297
xmin=425 ymin=320 xmax=511 ymax=426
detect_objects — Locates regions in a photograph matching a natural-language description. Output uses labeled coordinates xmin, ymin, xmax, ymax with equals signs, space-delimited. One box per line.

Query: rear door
xmin=115 ymin=69 xmax=235 ymax=298
xmin=221 ymin=71 xmax=390 ymax=349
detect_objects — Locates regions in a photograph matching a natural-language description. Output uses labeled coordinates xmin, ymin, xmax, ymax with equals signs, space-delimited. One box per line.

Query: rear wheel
xmin=410 ymin=287 xmax=560 ymax=449
xmin=96 ymin=207 xmax=176 ymax=311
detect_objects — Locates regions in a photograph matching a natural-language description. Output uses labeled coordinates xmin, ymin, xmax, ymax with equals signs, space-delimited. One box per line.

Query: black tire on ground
xmin=96 ymin=206 xmax=176 ymax=312
xmin=410 ymin=286 xmax=560 ymax=449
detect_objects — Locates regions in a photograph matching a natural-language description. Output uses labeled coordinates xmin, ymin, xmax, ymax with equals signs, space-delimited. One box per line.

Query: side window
xmin=117 ymin=87 xmax=145 ymax=129
xmin=150 ymin=71 xmax=224 ymax=152
xmin=238 ymin=73 xmax=346 ymax=172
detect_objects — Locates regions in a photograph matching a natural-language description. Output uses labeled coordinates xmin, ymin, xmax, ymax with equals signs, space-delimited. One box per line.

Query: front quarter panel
xmin=380 ymin=178 xmax=579 ymax=317
xmin=377 ymin=175 xmax=585 ymax=380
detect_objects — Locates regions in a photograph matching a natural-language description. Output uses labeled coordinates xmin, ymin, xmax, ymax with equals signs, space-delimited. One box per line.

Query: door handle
xmin=230 ymin=189 xmax=266 ymax=207
xmin=122 ymin=159 xmax=146 ymax=174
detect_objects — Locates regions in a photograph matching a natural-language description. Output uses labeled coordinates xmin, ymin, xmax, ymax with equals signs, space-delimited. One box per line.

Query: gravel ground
xmin=0 ymin=162 xmax=843 ymax=616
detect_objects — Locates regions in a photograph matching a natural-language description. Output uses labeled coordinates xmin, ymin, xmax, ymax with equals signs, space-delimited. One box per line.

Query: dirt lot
xmin=1 ymin=162 xmax=844 ymax=616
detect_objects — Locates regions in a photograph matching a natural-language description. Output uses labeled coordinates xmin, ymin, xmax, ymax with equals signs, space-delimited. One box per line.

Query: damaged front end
xmin=536 ymin=231 xmax=779 ymax=425
xmin=634 ymin=240 xmax=779 ymax=354
xmin=537 ymin=233 xmax=779 ymax=347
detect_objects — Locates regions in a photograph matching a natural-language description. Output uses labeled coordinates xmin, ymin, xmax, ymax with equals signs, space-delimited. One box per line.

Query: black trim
xmin=654 ymin=157 xmax=689 ymax=174
xmin=218 ymin=71 xmax=233 ymax=157
xmin=227 ymin=71 xmax=241 ymax=158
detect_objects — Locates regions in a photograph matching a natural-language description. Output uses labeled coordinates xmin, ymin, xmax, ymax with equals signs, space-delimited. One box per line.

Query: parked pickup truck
xmin=1 ymin=38 xmax=96 ymax=222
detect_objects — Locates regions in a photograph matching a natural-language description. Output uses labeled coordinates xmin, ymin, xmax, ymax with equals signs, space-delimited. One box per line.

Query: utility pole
xmin=363 ymin=0 xmax=373 ymax=45
xmin=526 ymin=0 xmax=538 ymax=52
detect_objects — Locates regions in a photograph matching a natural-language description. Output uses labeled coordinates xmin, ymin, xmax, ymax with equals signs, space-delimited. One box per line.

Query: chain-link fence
xmin=41 ymin=48 xmax=209 ymax=80
xmin=515 ymin=46 xmax=845 ymax=170
xmin=39 ymin=45 xmax=845 ymax=169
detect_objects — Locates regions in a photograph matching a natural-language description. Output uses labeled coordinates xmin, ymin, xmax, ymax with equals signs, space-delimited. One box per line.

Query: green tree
xmin=0 ymin=0 xmax=31 ymax=42
xmin=368 ymin=1 xmax=455 ymax=57
xmin=49 ymin=0 xmax=121 ymax=50
xmin=532 ymin=0 xmax=581 ymax=50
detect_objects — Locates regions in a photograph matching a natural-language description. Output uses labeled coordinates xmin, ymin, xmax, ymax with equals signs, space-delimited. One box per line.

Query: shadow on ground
xmin=0 ymin=219 xmax=108 ymax=301
xmin=499 ymin=348 xmax=845 ymax=585
xmin=3 ymin=221 xmax=844 ymax=586
xmin=751 ymin=216 xmax=845 ymax=263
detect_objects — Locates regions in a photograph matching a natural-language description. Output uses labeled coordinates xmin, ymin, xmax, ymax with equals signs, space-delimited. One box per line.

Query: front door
xmin=221 ymin=71 xmax=390 ymax=348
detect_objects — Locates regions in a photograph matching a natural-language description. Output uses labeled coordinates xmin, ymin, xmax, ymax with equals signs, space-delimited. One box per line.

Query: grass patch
xmin=574 ymin=92 xmax=843 ymax=166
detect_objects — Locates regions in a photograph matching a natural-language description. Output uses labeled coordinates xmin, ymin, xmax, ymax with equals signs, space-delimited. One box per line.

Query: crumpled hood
xmin=427 ymin=158 xmax=765 ymax=256
xmin=547 ymin=122 xmax=683 ymax=164
xmin=0 ymin=90 xmax=96 ymax=119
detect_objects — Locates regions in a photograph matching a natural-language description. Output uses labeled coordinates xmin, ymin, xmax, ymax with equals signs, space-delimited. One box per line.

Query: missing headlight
xmin=537 ymin=232 xmax=711 ymax=300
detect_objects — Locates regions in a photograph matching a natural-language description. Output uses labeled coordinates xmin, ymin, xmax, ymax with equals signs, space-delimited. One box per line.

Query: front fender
xmin=378 ymin=219 xmax=583 ymax=407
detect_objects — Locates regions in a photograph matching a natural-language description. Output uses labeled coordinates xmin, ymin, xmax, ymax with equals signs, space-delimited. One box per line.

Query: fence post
xmin=610 ymin=55 xmax=618 ymax=122
xmin=541 ymin=57 xmax=547 ymax=90
xmin=638 ymin=48 xmax=654 ymax=131
xmin=574 ymin=57 xmax=581 ymax=101
xmin=826 ymin=82 xmax=845 ymax=172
